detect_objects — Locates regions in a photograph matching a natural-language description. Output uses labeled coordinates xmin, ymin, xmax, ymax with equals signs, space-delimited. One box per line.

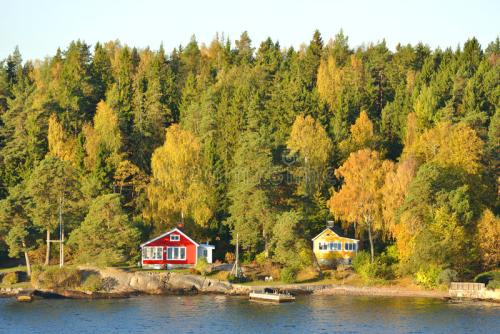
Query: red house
xmin=140 ymin=228 xmax=215 ymax=269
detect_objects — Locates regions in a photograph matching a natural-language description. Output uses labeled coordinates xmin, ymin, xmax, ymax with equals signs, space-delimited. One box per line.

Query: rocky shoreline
xmin=1 ymin=267 xmax=498 ymax=303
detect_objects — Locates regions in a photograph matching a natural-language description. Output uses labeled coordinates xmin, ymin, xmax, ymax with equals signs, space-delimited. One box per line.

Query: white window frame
xmin=142 ymin=246 xmax=163 ymax=260
xmin=328 ymin=242 xmax=342 ymax=251
xmin=167 ymin=246 xmax=186 ymax=260
xmin=344 ymin=242 xmax=357 ymax=251
xmin=170 ymin=234 xmax=180 ymax=241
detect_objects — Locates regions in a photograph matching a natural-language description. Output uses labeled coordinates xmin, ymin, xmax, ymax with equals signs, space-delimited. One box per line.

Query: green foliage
xmin=414 ymin=265 xmax=442 ymax=289
xmin=437 ymin=269 xmax=458 ymax=286
xmin=2 ymin=272 xmax=19 ymax=285
xmin=280 ymin=267 xmax=298 ymax=283
xmin=0 ymin=34 xmax=498 ymax=277
xmin=68 ymin=194 xmax=140 ymax=266
xmin=33 ymin=266 xmax=82 ymax=289
xmin=195 ymin=257 xmax=210 ymax=276
xmin=474 ymin=271 xmax=500 ymax=286
xmin=81 ymin=274 xmax=103 ymax=292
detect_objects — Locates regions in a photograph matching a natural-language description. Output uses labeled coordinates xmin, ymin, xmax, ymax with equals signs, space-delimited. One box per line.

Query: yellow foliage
xmin=381 ymin=157 xmax=417 ymax=237
xmin=47 ymin=113 xmax=77 ymax=164
xmin=476 ymin=209 xmax=500 ymax=269
xmin=317 ymin=54 xmax=365 ymax=108
xmin=146 ymin=124 xmax=214 ymax=228
xmin=287 ymin=115 xmax=332 ymax=166
xmin=328 ymin=149 xmax=391 ymax=235
xmin=84 ymin=101 xmax=122 ymax=169
xmin=339 ymin=111 xmax=377 ymax=155
xmin=404 ymin=121 xmax=484 ymax=174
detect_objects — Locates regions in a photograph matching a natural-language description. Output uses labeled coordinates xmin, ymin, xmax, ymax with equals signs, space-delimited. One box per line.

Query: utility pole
xmin=59 ymin=194 xmax=64 ymax=268
xmin=230 ymin=233 xmax=242 ymax=278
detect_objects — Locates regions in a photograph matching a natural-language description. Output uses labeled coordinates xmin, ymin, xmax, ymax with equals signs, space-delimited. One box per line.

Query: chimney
xmin=327 ymin=220 xmax=334 ymax=228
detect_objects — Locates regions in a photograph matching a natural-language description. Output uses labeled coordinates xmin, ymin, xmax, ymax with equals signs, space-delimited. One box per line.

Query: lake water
xmin=0 ymin=295 xmax=498 ymax=333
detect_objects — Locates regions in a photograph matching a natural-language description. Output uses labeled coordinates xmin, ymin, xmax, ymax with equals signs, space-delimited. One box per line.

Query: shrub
xmin=81 ymin=274 xmax=103 ymax=292
xmin=227 ymin=274 xmax=247 ymax=283
xmin=352 ymin=251 xmax=395 ymax=281
xmin=475 ymin=271 xmax=500 ymax=290
xmin=437 ymin=269 xmax=458 ymax=286
xmin=280 ymin=267 xmax=298 ymax=283
xmin=255 ymin=251 xmax=267 ymax=265
xmin=195 ymin=258 xmax=211 ymax=276
xmin=415 ymin=265 xmax=441 ymax=289
xmin=2 ymin=272 xmax=18 ymax=285
xmin=474 ymin=271 xmax=500 ymax=285
xmin=33 ymin=267 xmax=82 ymax=289
xmin=487 ymin=280 xmax=500 ymax=290
xmin=352 ymin=251 xmax=371 ymax=273
xmin=225 ymin=252 xmax=235 ymax=264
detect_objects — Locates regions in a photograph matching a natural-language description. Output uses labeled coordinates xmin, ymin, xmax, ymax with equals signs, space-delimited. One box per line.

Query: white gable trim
xmin=311 ymin=227 xmax=359 ymax=242
xmin=140 ymin=227 xmax=200 ymax=247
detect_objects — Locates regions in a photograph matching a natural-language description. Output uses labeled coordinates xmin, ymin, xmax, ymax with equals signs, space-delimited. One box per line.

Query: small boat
xmin=16 ymin=294 xmax=33 ymax=302
xmin=249 ymin=288 xmax=295 ymax=303
xmin=15 ymin=289 xmax=34 ymax=302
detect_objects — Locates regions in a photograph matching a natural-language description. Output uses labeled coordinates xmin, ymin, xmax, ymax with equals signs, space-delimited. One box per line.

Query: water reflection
xmin=0 ymin=295 xmax=498 ymax=334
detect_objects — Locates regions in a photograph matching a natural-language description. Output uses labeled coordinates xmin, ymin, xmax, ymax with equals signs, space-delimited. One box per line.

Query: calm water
xmin=0 ymin=295 xmax=498 ymax=333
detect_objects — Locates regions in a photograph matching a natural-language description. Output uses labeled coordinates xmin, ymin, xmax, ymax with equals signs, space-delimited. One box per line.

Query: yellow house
xmin=312 ymin=227 xmax=359 ymax=266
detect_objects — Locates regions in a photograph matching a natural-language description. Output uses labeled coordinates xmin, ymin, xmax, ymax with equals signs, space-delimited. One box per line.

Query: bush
xmin=351 ymin=251 xmax=395 ymax=281
xmin=255 ymin=251 xmax=267 ymax=265
xmin=437 ymin=269 xmax=458 ymax=286
xmin=415 ymin=265 xmax=441 ymax=289
xmin=474 ymin=271 xmax=500 ymax=285
xmin=81 ymin=274 xmax=103 ymax=292
xmin=33 ymin=267 xmax=82 ymax=289
xmin=227 ymin=274 xmax=247 ymax=283
xmin=352 ymin=251 xmax=371 ymax=273
xmin=487 ymin=280 xmax=500 ymax=290
xmin=225 ymin=252 xmax=235 ymax=264
xmin=475 ymin=271 xmax=500 ymax=290
xmin=195 ymin=258 xmax=211 ymax=276
xmin=2 ymin=272 xmax=18 ymax=285
xmin=280 ymin=267 xmax=298 ymax=283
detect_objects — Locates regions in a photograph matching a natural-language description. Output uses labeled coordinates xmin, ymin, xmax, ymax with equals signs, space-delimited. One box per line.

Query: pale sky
xmin=1 ymin=0 xmax=499 ymax=61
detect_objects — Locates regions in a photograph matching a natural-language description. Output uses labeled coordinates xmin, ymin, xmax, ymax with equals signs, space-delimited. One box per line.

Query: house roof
xmin=311 ymin=227 xmax=359 ymax=242
xmin=140 ymin=227 xmax=200 ymax=247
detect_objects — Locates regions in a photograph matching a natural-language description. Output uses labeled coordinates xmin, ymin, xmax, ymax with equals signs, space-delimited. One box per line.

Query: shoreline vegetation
xmin=0 ymin=31 xmax=498 ymax=298
xmin=0 ymin=266 xmax=497 ymax=304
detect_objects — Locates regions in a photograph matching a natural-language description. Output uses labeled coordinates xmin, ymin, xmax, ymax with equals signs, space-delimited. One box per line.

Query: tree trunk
xmin=367 ymin=222 xmax=375 ymax=263
xmin=45 ymin=229 xmax=51 ymax=266
xmin=22 ymin=241 xmax=31 ymax=277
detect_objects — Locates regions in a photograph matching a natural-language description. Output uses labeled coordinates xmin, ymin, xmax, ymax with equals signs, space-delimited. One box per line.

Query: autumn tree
xmin=328 ymin=149 xmax=391 ymax=262
xmin=287 ymin=115 xmax=332 ymax=197
xmin=47 ymin=113 xmax=77 ymax=163
xmin=146 ymin=124 xmax=214 ymax=230
xmin=476 ymin=209 xmax=500 ymax=270
xmin=339 ymin=110 xmax=379 ymax=157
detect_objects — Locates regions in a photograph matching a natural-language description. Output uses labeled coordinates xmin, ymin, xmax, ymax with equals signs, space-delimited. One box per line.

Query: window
xmin=170 ymin=234 xmax=180 ymax=241
xmin=344 ymin=242 xmax=357 ymax=251
xmin=142 ymin=246 xmax=163 ymax=260
xmin=329 ymin=242 xmax=342 ymax=251
xmin=167 ymin=247 xmax=186 ymax=260
xmin=318 ymin=242 xmax=328 ymax=250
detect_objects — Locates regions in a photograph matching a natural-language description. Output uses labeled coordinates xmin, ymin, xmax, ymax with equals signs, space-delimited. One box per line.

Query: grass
xmin=0 ymin=282 xmax=31 ymax=289
xmin=0 ymin=266 xmax=26 ymax=274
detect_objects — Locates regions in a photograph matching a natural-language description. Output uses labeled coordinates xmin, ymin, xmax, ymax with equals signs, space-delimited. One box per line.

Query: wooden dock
xmin=249 ymin=291 xmax=295 ymax=303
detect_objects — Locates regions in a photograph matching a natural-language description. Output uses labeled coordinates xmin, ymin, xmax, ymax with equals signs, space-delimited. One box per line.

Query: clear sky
xmin=1 ymin=0 xmax=499 ymax=61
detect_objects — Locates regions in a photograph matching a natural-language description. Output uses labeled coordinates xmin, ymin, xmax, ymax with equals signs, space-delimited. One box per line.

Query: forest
xmin=0 ymin=30 xmax=498 ymax=283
